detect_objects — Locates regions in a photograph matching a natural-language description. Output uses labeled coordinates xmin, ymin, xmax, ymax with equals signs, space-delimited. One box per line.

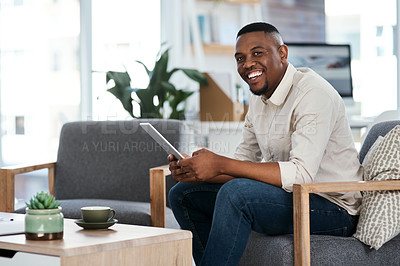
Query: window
xmin=91 ymin=0 xmax=161 ymax=120
xmin=0 ymin=0 xmax=80 ymax=164
xmin=0 ymin=0 xmax=161 ymax=210
xmin=325 ymin=0 xmax=398 ymax=117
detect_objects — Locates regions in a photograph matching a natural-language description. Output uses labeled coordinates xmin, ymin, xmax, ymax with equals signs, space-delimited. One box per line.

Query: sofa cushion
xmin=353 ymin=125 xmax=400 ymax=250
xmin=239 ymin=232 xmax=400 ymax=266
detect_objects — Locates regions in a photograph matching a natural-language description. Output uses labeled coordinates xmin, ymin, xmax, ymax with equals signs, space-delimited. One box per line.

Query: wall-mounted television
xmin=286 ymin=43 xmax=353 ymax=99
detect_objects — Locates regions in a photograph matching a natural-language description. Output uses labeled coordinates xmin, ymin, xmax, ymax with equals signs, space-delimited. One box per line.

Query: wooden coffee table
xmin=0 ymin=213 xmax=192 ymax=266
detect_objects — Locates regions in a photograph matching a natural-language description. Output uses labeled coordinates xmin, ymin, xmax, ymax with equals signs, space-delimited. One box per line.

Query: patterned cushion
xmin=353 ymin=125 xmax=400 ymax=250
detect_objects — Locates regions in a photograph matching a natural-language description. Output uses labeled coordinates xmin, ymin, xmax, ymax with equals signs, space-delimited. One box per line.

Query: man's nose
xmin=243 ymin=58 xmax=256 ymax=69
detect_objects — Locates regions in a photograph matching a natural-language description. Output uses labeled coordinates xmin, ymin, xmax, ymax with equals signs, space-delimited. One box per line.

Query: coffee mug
xmin=81 ymin=206 xmax=116 ymax=223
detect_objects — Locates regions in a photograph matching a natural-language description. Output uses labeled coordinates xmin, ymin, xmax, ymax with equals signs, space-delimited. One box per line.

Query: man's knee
xmin=216 ymin=179 xmax=290 ymax=207
xmin=168 ymin=182 xmax=185 ymax=207
xmin=168 ymin=182 xmax=202 ymax=207
xmin=216 ymin=179 xmax=249 ymax=208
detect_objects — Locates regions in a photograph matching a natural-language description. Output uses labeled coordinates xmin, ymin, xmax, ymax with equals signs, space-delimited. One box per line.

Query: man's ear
xmin=278 ymin=44 xmax=288 ymax=62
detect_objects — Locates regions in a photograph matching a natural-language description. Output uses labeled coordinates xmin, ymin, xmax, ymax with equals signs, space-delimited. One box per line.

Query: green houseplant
xmin=106 ymin=47 xmax=207 ymax=120
xmin=25 ymin=191 xmax=63 ymax=240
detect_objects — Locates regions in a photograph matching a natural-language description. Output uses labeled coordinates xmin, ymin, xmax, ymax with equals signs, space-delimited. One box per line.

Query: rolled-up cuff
xmin=278 ymin=161 xmax=297 ymax=192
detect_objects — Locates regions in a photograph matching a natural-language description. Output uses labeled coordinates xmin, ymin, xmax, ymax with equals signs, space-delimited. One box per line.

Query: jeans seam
xmin=310 ymin=207 xmax=352 ymax=236
xmin=220 ymin=183 xmax=246 ymax=265
xmin=222 ymin=182 xmax=294 ymax=265
xmin=180 ymin=194 xmax=206 ymax=252
xmin=179 ymin=185 xmax=222 ymax=253
xmin=181 ymin=186 xmax=221 ymax=197
xmin=310 ymin=209 xmax=344 ymax=214
xmin=224 ymin=214 xmax=246 ymax=266
xmin=312 ymin=226 xmax=348 ymax=236
xmin=222 ymin=187 xmax=250 ymax=266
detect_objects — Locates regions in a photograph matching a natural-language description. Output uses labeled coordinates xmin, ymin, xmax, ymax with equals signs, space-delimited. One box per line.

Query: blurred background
xmin=1 ymin=0 xmax=398 ymax=209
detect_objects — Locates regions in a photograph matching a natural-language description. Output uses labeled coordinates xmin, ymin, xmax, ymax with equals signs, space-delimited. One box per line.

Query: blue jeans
xmin=168 ymin=179 xmax=358 ymax=266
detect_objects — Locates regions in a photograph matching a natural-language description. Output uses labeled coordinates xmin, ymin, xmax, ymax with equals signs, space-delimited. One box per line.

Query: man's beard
xmin=250 ymin=82 xmax=268 ymax=96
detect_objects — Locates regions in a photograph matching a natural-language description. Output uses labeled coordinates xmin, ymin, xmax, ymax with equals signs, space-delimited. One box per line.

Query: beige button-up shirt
xmin=234 ymin=63 xmax=363 ymax=215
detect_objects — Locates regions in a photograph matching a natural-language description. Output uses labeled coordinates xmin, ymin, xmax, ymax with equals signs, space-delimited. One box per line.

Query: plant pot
xmin=25 ymin=206 xmax=64 ymax=240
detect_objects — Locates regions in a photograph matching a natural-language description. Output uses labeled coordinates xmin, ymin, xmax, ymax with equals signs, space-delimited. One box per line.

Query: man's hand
xmin=168 ymin=148 xmax=282 ymax=186
xmin=168 ymin=153 xmax=200 ymax=183
xmin=168 ymin=149 xmax=223 ymax=183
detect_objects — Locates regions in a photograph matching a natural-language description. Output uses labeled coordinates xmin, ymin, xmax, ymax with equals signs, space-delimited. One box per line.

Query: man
xmin=168 ymin=22 xmax=362 ymax=266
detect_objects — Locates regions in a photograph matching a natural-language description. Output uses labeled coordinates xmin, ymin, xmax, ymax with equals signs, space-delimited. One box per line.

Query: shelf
xmin=192 ymin=43 xmax=235 ymax=55
xmin=191 ymin=0 xmax=262 ymax=57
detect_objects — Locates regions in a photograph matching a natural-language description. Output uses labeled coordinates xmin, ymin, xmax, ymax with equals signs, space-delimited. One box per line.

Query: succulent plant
xmin=26 ymin=191 xmax=61 ymax=209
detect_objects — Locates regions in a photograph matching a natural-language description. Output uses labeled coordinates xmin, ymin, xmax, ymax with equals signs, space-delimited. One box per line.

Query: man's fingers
xmin=172 ymin=166 xmax=188 ymax=175
xmin=177 ymin=157 xmax=190 ymax=167
xmin=172 ymin=167 xmax=195 ymax=180
xmin=167 ymin=154 xmax=176 ymax=162
xmin=192 ymin=148 xmax=207 ymax=157
xmin=175 ymin=174 xmax=198 ymax=183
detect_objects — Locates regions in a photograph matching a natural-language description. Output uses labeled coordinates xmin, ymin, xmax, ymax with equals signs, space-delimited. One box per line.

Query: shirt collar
xmin=261 ymin=63 xmax=296 ymax=106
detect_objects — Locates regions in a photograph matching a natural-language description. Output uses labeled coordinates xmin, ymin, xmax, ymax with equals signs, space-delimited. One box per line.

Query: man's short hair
xmin=236 ymin=22 xmax=284 ymax=45
xmin=237 ymin=22 xmax=280 ymax=38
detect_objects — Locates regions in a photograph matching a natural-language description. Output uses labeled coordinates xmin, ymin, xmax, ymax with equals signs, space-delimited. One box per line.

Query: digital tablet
xmin=140 ymin=123 xmax=184 ymax=159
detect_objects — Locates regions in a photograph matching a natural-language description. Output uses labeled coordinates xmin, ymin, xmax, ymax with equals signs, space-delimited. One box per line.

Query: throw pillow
xmin=353 ymin=125 xmax=400 ymax=250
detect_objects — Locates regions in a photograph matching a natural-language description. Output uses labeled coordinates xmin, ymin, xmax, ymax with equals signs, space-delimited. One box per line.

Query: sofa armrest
xmin=150 ymin=164 xmax=171 ymax=228
xmin=293 ymin=180 xmax=400 ymax=266
xmin=0 ymin=162 xmax=56 ymax=212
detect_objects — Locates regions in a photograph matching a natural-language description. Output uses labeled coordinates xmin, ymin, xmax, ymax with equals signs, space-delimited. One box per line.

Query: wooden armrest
xmin=1 ymin=162 xmax=56 ymax=174
xmin=296 ymin=180 xmax=400 ymax=194
xmin=293 ymin=180 xmax=400 ymax=266
xmin=0 ymin=162 xmax=56 ymax=213
xmin=150 ymin=164 xmax=171 ymax=228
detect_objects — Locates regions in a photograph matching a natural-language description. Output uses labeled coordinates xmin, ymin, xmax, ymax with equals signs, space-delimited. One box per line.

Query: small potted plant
xmin=25 ymin=191 xmax=63 ymax=240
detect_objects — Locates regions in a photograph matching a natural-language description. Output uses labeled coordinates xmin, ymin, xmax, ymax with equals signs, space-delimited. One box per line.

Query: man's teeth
xmin=248 ymin=71 xmax=262 ymax=79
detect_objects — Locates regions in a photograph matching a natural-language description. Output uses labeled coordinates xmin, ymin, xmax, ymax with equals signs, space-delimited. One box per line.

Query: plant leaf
xmin=104 ymin=46 xmax=205 ymax=120
xmin=161 ymin=81 xmax=176 ymax=94
xmin=135 ymin=88 xmax=162 ymax=118
xmin=107 ymin=86 xmax=135 ymax=117
xmin=149 ymin=48 xmax=170 ymax=88
xmin=135 ymin=60 xmax=150 ymax=76
xmin=180 ymin=69 xmax=208 ymax=85
xmin=168 ymin=89 xmax=194 ymax=120
xmin=106 ymin=71 xmax=134 ymax=117
xmin=106 ymin=71 xmax=131 ymax=87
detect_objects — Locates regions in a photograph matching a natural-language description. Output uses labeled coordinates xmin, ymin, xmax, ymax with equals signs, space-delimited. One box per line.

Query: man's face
xmin=235 ymin=31 xmax=288 ymax=98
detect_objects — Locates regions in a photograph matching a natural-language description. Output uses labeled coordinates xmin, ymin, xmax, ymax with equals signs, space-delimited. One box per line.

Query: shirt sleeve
xmin=280 ymin=88 xmax=338 ymax=191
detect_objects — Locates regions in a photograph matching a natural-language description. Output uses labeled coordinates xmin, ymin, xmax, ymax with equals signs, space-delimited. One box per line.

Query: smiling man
xmin=168 ymin=22 xmax=363 ymax=266
xmin=235 ymin=25 xmax=286 ymax=98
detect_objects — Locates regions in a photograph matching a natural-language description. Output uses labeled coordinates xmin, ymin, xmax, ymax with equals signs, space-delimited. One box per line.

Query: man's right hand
xmin=168 ymin=153 xmax=201 ymax=183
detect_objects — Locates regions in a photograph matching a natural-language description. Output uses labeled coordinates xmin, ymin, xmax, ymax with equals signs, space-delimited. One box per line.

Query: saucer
xmin=74 ymin=219 xmax=118 ymax=230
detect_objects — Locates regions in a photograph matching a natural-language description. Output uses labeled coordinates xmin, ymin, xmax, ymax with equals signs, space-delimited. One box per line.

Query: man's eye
xmin=254 ymin=51 xmax=262 ymax=56
xmin=236 ymin=57 xmax=244 ymax=62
